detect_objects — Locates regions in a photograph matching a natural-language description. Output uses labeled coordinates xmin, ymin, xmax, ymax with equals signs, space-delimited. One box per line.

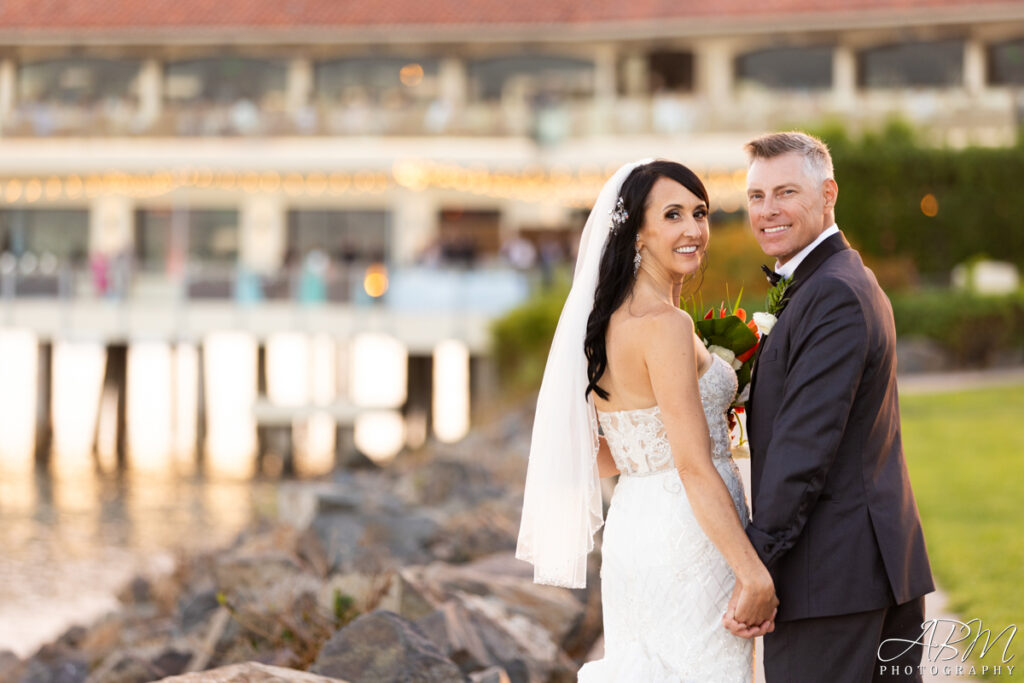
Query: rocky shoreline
xmin=1 ymin=403 xmax=602 ymax=683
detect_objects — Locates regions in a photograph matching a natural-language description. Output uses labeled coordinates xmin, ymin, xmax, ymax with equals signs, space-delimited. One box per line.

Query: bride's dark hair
xmin=584 ymin=160 xmax=709 ymax=401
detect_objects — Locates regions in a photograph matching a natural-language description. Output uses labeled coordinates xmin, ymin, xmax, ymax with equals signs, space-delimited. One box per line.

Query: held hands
xmin=721 ymin=575 xmax=778 ymax=638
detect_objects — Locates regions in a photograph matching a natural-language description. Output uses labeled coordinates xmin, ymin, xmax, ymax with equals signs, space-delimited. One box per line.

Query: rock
xmin=117 ymin=577 xmax=153 ymax=606
xmin=86 ymin=646 xmax=191 ymax=683
xmin=397 ymin=571 xmax=439 ymax=622
xmin=296 ymin=527 xmax=330 ymax=578
xmin=454 ymin=594 xmax=574 ymax=683
xmin=393 ymin=459 xmax=500 ymax=508
xmin=415 ymin=593 xmax=579 ymax=683
xmin=0 ymin=651 xmax=21 ymax=682
xmin=177 ymin=589 xmax=221 ymax=633
xmin=212 ymin=550 xmax=307 ymax=601
xmin=320 ymin=571 xmax=400 ymax=617
xmin=184 ymin=606 xmax=231 ymax=673
xmin=468 ymin=668 xmax=511 ymax=683
xmin=309 ymin=610 xmax=464 ymax=683
xmin=428 ymin=502 xmax=520 ymax=563
xmin=156 ymin=662 xmax=350 ymax=682
xmin=15 ymin=643 xmax=89 ymax=683
xmin=312 ymin=507 xmax=438 ymax=574
xmin=401 ymin=560 xmax=584 ymax=645
xmin=416 ymin=601 xmax=492 ymax=673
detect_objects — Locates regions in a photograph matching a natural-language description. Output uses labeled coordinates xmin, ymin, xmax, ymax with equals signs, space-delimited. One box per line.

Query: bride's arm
xmin=644 ymin=309 xmax=777 ymax=626
xmin=596 ymin=436 xmax=619 ymax=478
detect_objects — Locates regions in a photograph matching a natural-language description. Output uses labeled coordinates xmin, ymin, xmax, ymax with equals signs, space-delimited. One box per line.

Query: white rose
xmin=753 ymin=312 xmax=777 ymax=336
xmin=707 ymin=345 xmax=735 ymax=365
xmin=731 ymin=358 xmax=743 ymax=370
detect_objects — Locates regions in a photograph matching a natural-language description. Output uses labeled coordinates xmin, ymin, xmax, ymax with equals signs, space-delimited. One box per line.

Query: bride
xmin=516 ymin=160 xmax=777 ymax=681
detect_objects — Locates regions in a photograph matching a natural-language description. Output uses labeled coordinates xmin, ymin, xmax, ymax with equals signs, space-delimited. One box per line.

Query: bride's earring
xmin=633 ymin=238 xmax=642 ymax=277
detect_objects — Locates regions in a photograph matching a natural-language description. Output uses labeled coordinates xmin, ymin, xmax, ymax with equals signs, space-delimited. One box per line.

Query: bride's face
xmin=635 ymin=177 xmax=709 ymax=280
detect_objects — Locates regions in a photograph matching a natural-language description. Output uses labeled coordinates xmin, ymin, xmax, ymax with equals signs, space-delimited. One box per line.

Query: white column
xmin=90 ymin=195 xmax=134 ymax=256
xmin=621 ymin=54 xmax=648 ymax=97
xmin=695 ymin=39 xmax=735 ymax=107
xmin=0 ymin=59 xmax=16 ymax=121
xmin=438 ymin=57 xmax=467 ymax=108
xmin=240 ymin=195 xmax=285 ymax=274
xmin=832 ymin=45 xmax=857 ymax=110
xmin=963 ymin=39 xmax=986 ymax=94
xmin=137 ymin=59 xmax=162 ymax=127
xmin=592 ymin=45 xmax=617 ymax=135
xmin=287 ymin=58 xmax=313 ymax=113
xmin=389 ymin=189 xmax=436 ymax=265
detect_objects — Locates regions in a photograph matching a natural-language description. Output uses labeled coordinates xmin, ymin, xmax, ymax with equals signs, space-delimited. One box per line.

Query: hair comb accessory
xmin=608 ymin=197 xmax=629 ymax=234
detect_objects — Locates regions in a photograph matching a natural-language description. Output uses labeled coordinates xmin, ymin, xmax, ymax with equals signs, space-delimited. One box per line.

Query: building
xmin=0 ymin=0 xmax=1022 ymax=472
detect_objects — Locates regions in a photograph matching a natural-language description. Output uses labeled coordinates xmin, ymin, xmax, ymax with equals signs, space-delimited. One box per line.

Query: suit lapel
xmin=779 ymin=231 xmax=851 ymax=306
xmin=749 ymin=231 xmax=852 ymax=394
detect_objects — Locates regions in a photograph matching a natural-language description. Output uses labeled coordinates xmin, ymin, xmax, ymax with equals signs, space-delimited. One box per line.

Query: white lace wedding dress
xmin=578 ymin=354 xmax=754 ymax=682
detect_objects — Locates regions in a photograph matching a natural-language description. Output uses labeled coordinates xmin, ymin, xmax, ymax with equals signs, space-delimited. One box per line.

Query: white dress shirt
xmin=775 ymin=224 xmax=840 ymax=279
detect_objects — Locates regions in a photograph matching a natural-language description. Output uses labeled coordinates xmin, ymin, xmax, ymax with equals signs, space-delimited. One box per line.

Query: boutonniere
xmin=764 ymin=275 xmax=794 ymax=318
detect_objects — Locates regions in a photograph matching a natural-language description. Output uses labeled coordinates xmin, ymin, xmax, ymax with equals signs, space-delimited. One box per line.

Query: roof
xmin=0 ymin=0 xmax=1018 ymax=41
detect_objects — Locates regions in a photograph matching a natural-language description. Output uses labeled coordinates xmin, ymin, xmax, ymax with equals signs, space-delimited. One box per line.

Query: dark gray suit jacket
xmin=746 ymin=231 xmax=934 ymax=622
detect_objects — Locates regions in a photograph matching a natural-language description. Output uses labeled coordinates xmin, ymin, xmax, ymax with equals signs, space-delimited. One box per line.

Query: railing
xmin=0 ymin=258 xmax=534 ymax=315
xmin=1 ymin=89 xmax=1019 ymax=141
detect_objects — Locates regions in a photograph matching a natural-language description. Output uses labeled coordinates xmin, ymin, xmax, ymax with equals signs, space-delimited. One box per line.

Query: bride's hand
xmin=723 ymin=607 xmax=777 ymax=639
xmin=730 ymin=572 xmax=778 ymax=627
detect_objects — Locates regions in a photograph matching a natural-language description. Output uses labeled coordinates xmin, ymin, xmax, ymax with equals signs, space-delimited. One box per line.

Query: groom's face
xmin=746 ymin=152 xmax=835 ymax=266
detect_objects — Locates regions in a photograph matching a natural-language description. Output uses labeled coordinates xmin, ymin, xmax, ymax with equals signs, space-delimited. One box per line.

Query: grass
xmin=900 ymin=385 xmax=1024 ymax=677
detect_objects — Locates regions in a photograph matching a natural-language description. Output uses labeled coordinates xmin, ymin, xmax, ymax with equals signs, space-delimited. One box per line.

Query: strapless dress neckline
xmin=595 ymin=354 xmax=731 ymax=416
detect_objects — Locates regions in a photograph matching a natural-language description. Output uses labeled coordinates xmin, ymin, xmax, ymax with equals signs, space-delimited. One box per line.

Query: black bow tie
xmin=761 ymin=264 xmax=782 ymax=287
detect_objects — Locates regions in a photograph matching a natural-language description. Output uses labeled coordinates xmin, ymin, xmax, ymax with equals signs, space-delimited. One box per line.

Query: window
xmin=648 ymin=51 xmax=695 ymax=92
xmin=858 ymin=40 xmax=963 ymax=88
xmin=437 ymin=209 xmax=500 ymax=264
xmin=735 ymin=46 xmax=833 ymax=90
xmin=135 ymin=208 xmax=239 ymax=271
xmin=18 ymin=58 xmax=141 ymax=105
xmin=467 ymin=55 xmax=594 ymax=101
xmin=286 ymin=210 xmax=389 ymax=265
xmin=164 ymin=58 xmax=287 ymax=105
xmin=988 ymin=38 xmax=1024 ymax=86
xmin=0 ymin=209 xmax=89 ymax=263
xmin=315 ymin=57 xmax=440 ymax=105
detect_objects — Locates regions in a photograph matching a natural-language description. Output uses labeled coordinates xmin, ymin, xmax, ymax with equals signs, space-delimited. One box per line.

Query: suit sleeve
xmin=745 ymin=278 xmax=867 ymax=568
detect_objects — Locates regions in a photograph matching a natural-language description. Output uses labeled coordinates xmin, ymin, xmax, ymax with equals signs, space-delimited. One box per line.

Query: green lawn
xmin=901 ymin=385 xmax=1023 ymax=676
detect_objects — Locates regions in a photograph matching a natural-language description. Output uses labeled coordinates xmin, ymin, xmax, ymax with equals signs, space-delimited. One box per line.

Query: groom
xmin=725 ymin=132 xmax=934 ymax=682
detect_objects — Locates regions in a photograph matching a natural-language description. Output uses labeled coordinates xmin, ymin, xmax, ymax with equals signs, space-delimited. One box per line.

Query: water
xmin=0 ymin=469 xmax=278 ymax=658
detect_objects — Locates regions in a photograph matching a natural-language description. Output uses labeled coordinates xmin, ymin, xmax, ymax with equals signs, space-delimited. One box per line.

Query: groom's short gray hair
xmin=745 ymin=131 xmax=834 ymax=185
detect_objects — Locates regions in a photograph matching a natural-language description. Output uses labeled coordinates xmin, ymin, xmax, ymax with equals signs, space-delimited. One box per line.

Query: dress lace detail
xmin=580 ymin=354 xmax=753 ymax=682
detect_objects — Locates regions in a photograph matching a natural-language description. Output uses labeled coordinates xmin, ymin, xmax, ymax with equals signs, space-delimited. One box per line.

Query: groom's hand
xmin=722 ymin=606 xmax=776 ymax=638
xmin=722 ymin=583 xmax=778 ymax=638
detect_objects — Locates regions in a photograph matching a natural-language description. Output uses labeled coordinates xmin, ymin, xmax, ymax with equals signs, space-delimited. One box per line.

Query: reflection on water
xmin=0 ymin=469 xmax=276 ymax=657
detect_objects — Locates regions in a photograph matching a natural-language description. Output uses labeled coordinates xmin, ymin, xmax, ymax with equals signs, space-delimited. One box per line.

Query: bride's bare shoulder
xmin=638 ymin=304 xmax=694 ymax=338
xmin=608 ymin=302 xmax=692 ymax=351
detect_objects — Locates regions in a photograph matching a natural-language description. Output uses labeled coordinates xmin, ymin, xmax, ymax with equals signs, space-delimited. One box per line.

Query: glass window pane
xmin=164 ymin=58 xmax=287 ymax=104
xmin=19 ymin=59 xmax=141 ymax=105
xmin=988 ymin=38 xmax=1024 ymax=86
xmin=735 ymin=46 xmax=833 ymax=90
xmin=315 ymin=58 xmax=439 ymax=104
xmin=0 ymin=209 xmax=89 ymax=264
xmin=135 ymin=208 xmax=238 ymax=270
xmin=648 ymin=51 xmax=695 ymax=92
xmin=286 ymin=210 xmax=390 ymax=264
xmin=467 ymin=55 xmax=594 ymax=101
xmin=859 ymin=40 xmax=963 ymax=88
